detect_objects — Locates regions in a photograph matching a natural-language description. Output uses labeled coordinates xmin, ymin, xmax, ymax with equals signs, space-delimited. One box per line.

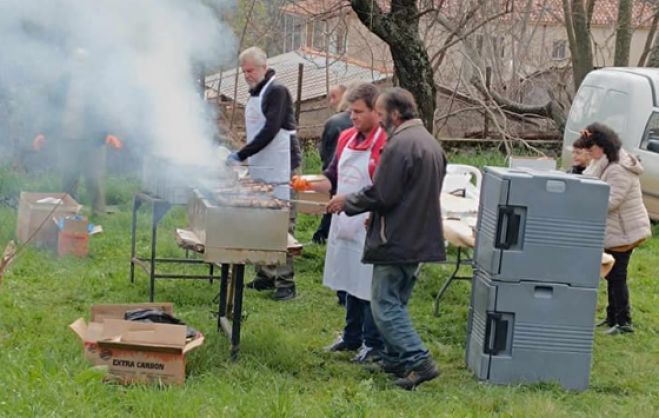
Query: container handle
xmin=495 ymin=206 xmax=520 ymax=250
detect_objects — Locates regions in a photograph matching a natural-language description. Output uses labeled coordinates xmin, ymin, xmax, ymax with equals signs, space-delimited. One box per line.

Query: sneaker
xmin=595 ymin=318 xmax=614 ymax=328
xmin=246 ymin=276 xmax=275 ymax=291
xmin=605 ymin=324 xmax=634 ymax=335
xmin=272 ymin=286 xmax=296 ymax=301
xmin=352 ymin=345 xmax=382 ymax=363
xmin=363 ymin=360 xmax=407 ymax=378
xmin=324 ymin=336 xmax=360 ymax=352
xmin=393 ymin=358 xmax=440 ymax=390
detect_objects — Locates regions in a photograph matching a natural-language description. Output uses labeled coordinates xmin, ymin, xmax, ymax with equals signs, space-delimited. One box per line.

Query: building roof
xmin=205 ymin=49 xmax=392 ymax=106
xmin=282 ymin=0 xmax=656 ymax=28
xmin=517 ymin=0 xmax=655 ymax=28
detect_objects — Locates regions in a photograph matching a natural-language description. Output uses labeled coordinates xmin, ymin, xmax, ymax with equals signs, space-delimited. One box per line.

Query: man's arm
xmin=343 ymin=145 xmax=409 ymax=216
xmin=237 ymin=84 xmax=292 ymax=160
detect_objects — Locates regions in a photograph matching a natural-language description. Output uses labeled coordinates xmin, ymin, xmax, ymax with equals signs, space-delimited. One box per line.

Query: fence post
xmin=295 ymin=63 xmax=304 ymax=124
xmin=483 ymin=66 xmax=492 ymax=139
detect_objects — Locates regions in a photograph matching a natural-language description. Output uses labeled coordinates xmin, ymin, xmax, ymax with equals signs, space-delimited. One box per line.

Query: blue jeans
xmin=343 ymin=293 xmax=383 ymax=350
xmin=370 ymin=264 xmax=429 ymax=369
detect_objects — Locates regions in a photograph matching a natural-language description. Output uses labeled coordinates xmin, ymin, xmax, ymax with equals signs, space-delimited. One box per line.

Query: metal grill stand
xmin=129 ymin=192 xmax=219 ymax=302
xmin=216 ymin=263 xmax=244 ymax=360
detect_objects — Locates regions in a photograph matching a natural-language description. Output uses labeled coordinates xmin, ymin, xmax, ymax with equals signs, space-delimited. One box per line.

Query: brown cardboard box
xmin=70 ymin=303 xmax=204 ymax=385
xmin=16 ymin=192 xmax=82 ymax=247
xmin=295 ymin=190 xmax=330 ymax=215
xmin=56 ymin=216 xmax=89 ymax=257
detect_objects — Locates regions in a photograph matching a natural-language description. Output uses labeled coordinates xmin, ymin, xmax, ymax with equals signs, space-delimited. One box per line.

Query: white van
xmin=562 ymin=67 xmax=659 ymax=220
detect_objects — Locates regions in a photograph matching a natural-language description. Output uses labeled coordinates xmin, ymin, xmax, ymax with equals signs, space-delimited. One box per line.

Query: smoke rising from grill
xmin=0 ymin=0 xmax=235 ymax=167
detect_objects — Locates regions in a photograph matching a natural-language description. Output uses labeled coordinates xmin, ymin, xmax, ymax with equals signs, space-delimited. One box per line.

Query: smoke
xmin=0 ymin=0 xmax=236 ymax=167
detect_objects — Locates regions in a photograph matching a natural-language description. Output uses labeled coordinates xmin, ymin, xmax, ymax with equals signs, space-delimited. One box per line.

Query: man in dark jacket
xmin=228 ymin=46 xmax=302 ymax=301
xmin=313 ymin=84 xmax=352 ymax=246
xmin=327 ymin=87 xmax=446 ymax=390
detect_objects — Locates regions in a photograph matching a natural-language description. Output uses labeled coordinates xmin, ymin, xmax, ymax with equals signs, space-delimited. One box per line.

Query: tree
xmin=562 ymin=0 xmax=595 ymax=90
xmin=614 ymin=0 xmax=633 ymax=66
xmin=350 ymin=0 xmax=436 ymax=130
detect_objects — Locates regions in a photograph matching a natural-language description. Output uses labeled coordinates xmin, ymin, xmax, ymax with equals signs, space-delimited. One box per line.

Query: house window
xmin=283 ymin=14 xmax=305 ymax=53
xmin=552 ymin=40 xmax=567 ymax=60
xmin=311 ymin=19 xmax=347 ymax=55
xmin=312 ymin=20 xmax=326 ymax=50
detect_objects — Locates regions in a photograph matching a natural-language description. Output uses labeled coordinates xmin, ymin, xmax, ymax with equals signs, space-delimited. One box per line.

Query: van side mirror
xmin=647 ymin=139 xmax=659 ymax=153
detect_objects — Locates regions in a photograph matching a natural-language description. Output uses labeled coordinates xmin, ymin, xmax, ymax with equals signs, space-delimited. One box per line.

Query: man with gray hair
xmin=327 ymin=87 xmax=446 ymax=389
xmin=227 ymin=46 xmax=301 ymax=301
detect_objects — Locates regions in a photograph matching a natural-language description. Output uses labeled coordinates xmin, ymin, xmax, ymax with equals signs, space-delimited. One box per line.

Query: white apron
xmin=244 ymin=76 xmax=292 ymax=200
xmin=323 ymin=128 xmax=382 ymax=301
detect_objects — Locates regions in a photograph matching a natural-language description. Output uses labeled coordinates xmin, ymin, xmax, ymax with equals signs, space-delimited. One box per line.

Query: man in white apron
xmin=227 ymin=47 xmax=301 ymax=301
xmin=292 ymin=83 xmax=386 ymax=362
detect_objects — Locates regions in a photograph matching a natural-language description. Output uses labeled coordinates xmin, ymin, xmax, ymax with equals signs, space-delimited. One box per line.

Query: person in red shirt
xmin=292 ymin=82 xmax=386 ymax=363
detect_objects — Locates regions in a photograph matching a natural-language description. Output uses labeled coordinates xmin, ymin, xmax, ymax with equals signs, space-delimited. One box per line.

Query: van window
xmin=641 ymin=112 xmax=659 ymax=153
xmin=567 ymin=86 xmax=628 ymax=134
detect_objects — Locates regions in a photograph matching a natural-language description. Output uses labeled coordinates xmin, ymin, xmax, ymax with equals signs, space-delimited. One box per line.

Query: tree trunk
xmin=614 ymin=0 xmax=633 ymax=66
xmin=350 ymin=0 xmax=436 ymax=131
xmin=647 ymin=31 xmax=659 ymax=67
xmin=564 ymin=0 xmax=594 ymax=90
xmin=639 ymin=6 xmax=659 ymax=66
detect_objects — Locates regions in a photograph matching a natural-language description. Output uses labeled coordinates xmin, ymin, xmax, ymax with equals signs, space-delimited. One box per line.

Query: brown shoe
xmin=393 ymin=358 xmax=440 ymax=390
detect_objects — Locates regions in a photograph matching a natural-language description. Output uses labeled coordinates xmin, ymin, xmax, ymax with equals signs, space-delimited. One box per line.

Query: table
xmin=129 ymin=192 xmax=220 ymax=302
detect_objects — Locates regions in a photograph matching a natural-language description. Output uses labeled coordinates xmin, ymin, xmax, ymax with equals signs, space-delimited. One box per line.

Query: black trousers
xmin=605 ymin=249 xmax=633 ymax=326
xmin=314 ymin=213 xmax=332 ymax=240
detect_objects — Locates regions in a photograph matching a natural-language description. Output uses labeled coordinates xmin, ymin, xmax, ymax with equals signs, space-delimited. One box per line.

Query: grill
xmin=187 ymin=184 xmax=290 ymax=266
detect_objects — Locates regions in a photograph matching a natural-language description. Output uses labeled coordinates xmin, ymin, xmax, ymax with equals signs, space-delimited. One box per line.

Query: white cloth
xmin=323 ymin=128 xmax=382 ymax=301
xmin=244 ymin=76 xmax=292 ymax=200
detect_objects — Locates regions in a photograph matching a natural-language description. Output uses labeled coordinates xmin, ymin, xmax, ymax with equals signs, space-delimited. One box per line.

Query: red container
xmin=57 ymin=215 xmax=89 ymax=257
xmin=58 ymin=231 xmax=89 ymax=257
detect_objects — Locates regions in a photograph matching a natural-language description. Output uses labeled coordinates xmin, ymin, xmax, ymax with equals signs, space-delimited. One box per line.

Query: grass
xmin=0 ymin=149 xmax=658 ymax=418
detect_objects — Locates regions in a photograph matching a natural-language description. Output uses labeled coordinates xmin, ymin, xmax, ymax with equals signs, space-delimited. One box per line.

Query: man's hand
xmin=364 ymin=215 xmax=371 ymax=230
xmin=326 ymin=194 xmax=348 ymax=214
xmin=32 ymin=134 xmax=46 ymax=151
xmin=105 ymin=134 xmax=123 ymax=150
xmin=290 ymin=175 xmax=312 ymax=192
xmin=226 ymin=151 xmax=242 ymax=166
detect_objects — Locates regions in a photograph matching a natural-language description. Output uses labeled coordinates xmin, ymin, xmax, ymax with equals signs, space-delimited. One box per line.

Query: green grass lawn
xmin=0 ymin=151 xmax=658 ymax=418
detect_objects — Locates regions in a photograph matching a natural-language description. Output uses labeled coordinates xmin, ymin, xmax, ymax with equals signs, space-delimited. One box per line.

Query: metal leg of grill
xmin=217 ymin=264 xmax=245 ymax=360
xmin=218 ymin=264 xmax=229 ymax=327
xmin=231 ymin=264 xmax=245 ymax=360
xmin=129 ymin=196 xmax=143 ymax=284
xmin=433 ymin=247 xmax=473 ymax=316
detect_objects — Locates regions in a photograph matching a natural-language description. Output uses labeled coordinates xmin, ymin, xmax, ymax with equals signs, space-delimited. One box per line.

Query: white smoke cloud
xmin=0 ymin=0 xmax=236 ymax=166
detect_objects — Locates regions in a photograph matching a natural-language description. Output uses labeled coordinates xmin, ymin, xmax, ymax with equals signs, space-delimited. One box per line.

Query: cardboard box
xmin=295 ymin=190 xmax=330 ymax=215
xmin=16 ymin=192 xmax=82 ymax=247
xmin=56 ymin=215 xmax=89 ymax=257
xmin=70 ymin=303 xmax=204 ymax=385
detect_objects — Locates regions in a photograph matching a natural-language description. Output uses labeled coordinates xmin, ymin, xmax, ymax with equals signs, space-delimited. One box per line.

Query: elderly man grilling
xmin=327 ymin=87 xmax=447 ymax=390
xmin=227 ymin=46 xmax=302 ymax=301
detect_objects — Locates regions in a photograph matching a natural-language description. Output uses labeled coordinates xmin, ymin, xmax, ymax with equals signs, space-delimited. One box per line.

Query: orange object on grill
xmin=291 ymin=175 xmax=312 ymax=192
